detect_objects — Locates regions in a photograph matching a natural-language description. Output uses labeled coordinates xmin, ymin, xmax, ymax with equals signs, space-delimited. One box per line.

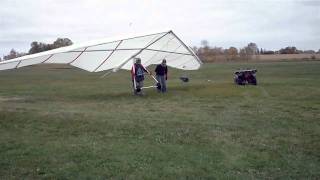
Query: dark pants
xmin=156 ymin=75 xmax=166 ymax=92
xmin=132 ymin=80 xmax=144 ymax=95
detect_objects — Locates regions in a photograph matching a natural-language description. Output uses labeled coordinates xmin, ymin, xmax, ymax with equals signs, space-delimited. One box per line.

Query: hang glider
xmin=0 ymin=30 xmax=202 ymax=72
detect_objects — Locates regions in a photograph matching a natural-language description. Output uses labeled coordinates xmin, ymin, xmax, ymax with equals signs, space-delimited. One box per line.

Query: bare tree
xmin=201 ymin=40 xmax=209 ymax=48
xmin=247 ymin=43 xmax=258 ymax=55
xmin=239 ymin=43 xmax=259 ymax=60
xmin=225 ymin=47 xmax=238 ymax=61
xmin=239 ymin=48 xmax=248 ymax=61
xmin=4 ymin=49 xmax=18 ymax=60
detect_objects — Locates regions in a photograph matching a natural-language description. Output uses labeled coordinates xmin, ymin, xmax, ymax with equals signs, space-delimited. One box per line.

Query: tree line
xmin=0 ymin=38 xmax=73 ymax=61
xmin=193 ymin=40 xmax=320 ymax=62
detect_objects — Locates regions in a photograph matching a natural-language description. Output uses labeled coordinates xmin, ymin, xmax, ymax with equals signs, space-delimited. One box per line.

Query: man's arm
xmin=131 ymin=66 xmax=135 ymax=80
xmin=142 ymin=65 xmax=151 ymax=75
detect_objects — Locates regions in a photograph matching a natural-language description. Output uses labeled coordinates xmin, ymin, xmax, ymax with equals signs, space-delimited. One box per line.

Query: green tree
xmin=280 ymin=46 xmax=299 ymax=54
xmin=28 ymin=38 xmax=73 ymax=55
xmin=29 ymin=41 xmax=41 ymax=54
xmin=53 ymin=38 xmax=73 ymax=48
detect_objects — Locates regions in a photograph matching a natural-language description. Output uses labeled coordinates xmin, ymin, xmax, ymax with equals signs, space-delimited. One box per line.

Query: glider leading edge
xmin=0 ymin=30 xmax=202 ymax=72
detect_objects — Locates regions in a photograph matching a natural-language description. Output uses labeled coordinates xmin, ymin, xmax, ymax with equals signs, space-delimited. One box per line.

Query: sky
xmin=0 ymin=0 xmax=319 ymax=56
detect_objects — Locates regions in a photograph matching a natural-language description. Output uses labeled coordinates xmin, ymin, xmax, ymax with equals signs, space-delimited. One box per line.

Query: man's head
xmin=135 ymin=58 xmax=141 ymax=64
xmin=161 ymin=59 xmax=166 ymax=66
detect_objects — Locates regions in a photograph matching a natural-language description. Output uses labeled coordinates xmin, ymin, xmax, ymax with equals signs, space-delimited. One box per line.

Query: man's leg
xmin=132 ymin=80 xmax=137 ymax=95
xmin=160 ymin=76 xmax=166 ymax=92
xmin=156 ymin=75 xmax=161 ymax=92
xmin=162 ymin=76 xmax=167 ymax=92
xmin=137 ymin=81 xmax=144 ymax=95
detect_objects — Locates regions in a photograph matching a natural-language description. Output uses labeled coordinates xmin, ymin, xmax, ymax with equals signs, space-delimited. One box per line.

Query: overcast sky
xmin=0 ymin=0 xmax=319 ymax=56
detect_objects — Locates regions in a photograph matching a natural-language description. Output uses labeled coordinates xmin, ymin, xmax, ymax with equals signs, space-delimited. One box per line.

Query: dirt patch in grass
xmin=0 ymin=96 xmax=25 ymax=102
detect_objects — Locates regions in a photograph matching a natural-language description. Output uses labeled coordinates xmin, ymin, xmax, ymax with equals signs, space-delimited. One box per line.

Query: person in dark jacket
xmin=155 ymin=59 xmax=168 ymax=93
xmin=131 ymin=58 xmax=150 ymax=95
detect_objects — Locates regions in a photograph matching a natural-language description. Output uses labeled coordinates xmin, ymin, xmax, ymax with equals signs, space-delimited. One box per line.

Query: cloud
xmin=298 ymin=0 xmax=320 ymax=6
xmin=0 ymin=0 xmax=319 ymax=56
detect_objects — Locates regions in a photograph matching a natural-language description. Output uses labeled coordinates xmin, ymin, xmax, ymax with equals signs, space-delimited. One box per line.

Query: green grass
xmin=0 ymin=61 xmax=319 ymax=179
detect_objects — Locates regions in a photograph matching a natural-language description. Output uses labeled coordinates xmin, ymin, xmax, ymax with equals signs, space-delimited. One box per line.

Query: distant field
xmin=0 ymin=61 xmax=319 ymax=179
xmin=258 ymin=54 xmax=320 ymax=61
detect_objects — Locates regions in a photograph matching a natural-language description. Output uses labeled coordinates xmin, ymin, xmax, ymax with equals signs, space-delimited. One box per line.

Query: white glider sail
xmin=0 ymin=30 xmax=202 ymax=72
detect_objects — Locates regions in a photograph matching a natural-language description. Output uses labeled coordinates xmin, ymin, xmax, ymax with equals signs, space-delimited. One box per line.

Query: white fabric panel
xmin=117 ymin=33 xmax=165 ymax=49
xmin=148 ymin=33 xmax=190 ymax=54
xmin=139 ymin=50 xmax=167 ymax=66
xmin=71 ymin=51 xmax=112 ymax=72
xmin=173 ymin=45 xmax=191 ymax=54
xmin=138 ymin=50 xmax=193 ymax=68
xmin=166 ymin=54 xmax=200 ymax=70
xmin=121 ymin=59 xmax=137 ymax=70
xmin=46 ymin=52 xmax=81 ymax=64
xmin=121 ymin=49 xmax=197 ymax=70
xmin=96 ymin=50 xmax=140 ymax=71
xmin=86 ymin=41 xmax=120 ymax=51
xmin=18 ymin=55 xmax=51 ymax=68
xmin=137 ymin=50 xmax=161 ymax=67
xmin=121 ymin=51 xmax=152 ymax=70
xmin=173 ymin=56 xmax=200 ymax=70
xmin=0 ymin=61 xmax=19 ymax=70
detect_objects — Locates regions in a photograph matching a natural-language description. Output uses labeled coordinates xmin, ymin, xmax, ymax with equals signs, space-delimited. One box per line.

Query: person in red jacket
xmin=131 ymin=58 xmax=150 ymax=95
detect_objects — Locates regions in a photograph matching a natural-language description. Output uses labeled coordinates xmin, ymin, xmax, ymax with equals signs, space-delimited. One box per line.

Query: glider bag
xmin=180 ymin=76 xmax=189 ymax=82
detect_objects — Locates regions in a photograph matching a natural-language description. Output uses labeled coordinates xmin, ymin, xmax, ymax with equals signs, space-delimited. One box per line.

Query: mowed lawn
xmin=0 ymin=61 xmax=319 ymax=179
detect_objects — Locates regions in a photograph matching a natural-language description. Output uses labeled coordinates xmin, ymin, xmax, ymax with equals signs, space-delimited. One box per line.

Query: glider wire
xmin=15 ymin=61 xmax=22 ymax=69
xmin=170 ymin=32 xmax=202 ymax=66
xmin=99 ymin=70 xmax=113 ymax=78
xmin=112 ymin=32 xmax=170 ymax=72
xmin=41 ymin=54 xmax=54 ymax=63
xmin=163 ymin=44 xmax=183 ymax=59
xmin=94 ymin=40 xmax=123 ymax=72
xmin=143 ymin=36 xmax=176 ymax=65
xmin=100 ymin=33 xmax=169 ymax=78
xmin=68 ymin=47 xmax=88 ymax=64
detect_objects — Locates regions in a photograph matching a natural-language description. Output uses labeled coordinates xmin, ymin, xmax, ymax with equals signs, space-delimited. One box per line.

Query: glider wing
xmin=0 ymin=30 xmax=202 ymax=72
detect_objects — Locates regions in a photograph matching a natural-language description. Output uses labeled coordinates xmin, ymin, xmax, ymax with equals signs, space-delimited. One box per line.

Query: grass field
xmin=0 ymin=61 xmax=319 ymax=179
